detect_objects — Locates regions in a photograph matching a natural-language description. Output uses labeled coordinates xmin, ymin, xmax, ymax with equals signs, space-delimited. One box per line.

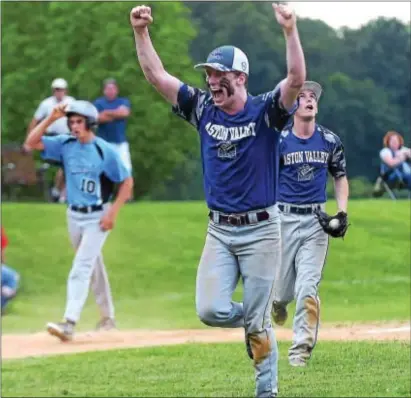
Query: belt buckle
xmin=87 ymin=206 xmax=92 ymax=213
xmin=227 ymin=214 xmax=241 ymax=226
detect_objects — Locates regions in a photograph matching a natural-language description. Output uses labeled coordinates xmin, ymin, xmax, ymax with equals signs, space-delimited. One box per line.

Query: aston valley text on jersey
xmin=283 ymin=150 xmax=330 ymax=165
xmin=205 ymin=122 xmax=257 ymax=141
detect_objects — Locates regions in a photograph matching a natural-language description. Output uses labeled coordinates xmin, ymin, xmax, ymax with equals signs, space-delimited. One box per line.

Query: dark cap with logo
xmin=194 ymin=45 xmax=250 ymax=76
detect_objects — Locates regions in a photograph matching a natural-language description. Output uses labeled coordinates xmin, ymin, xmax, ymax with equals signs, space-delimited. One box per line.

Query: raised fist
xmin=130 ymin=5 xmax=153 ymax=32
xmin=49 ymin=104 xmax=68 ymax=122
xmin=272 ymin=2 xmax=297 ymax=32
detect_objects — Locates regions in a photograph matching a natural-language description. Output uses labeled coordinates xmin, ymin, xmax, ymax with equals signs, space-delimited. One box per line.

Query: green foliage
xmin=341 ymin=18 xmax=411 ymax=113
xmin=326 ymin=176 xmax=374 ymax=200
xmin=186 ymin=2 xmax=285 ymax=95
xmin=166 ymin=4 xmax=411 ymax=199
xmin=2 ymin=200 xmax=409 ymax=333
xmin=319 ymin=73 xmax=402 ymax=178
xmin=348 ymin=176 xmax=374 ymax=199
xmin=2 ymin=3 xmax=410 ymax=200
xmin=3 ymin=342 xmax=410 ymax=397
xmin=1 ymin=1 xmax=202 ymax=197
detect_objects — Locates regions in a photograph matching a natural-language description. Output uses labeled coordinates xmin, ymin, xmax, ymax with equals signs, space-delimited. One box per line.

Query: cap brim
xmin=194 ymin=62 xmax=233 ymax=72
xmin=301 ymin=81 xmax=322 ymax=100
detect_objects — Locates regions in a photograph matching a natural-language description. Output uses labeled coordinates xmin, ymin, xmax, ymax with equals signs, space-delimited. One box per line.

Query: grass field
xmin=1 ymin=200 xmax=410 ymax=397
xmin=2 ymin=200 xmax=410 ymax=333
xmin=3 ymin=341 xmax=410 ymax=397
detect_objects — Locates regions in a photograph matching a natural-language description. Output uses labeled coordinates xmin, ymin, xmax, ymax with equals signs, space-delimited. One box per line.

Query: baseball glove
xmin=314 ymin=208 xmax=349 ymax=238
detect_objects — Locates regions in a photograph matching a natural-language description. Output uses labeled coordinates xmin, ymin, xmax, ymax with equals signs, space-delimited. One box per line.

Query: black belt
xmin=209 ymin=210 xmax=270 ymax=226
xmin=69 ymin=204 xmax=103 ymax=214
xmin=278 ymin=204 xmax=321 ymax=215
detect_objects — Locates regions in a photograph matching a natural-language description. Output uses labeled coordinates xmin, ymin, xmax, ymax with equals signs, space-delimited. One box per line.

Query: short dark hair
xmin=234 ymin=71 xmax=248 ymax=88
xmin=103 ymin=78 xmax=117 ymax=87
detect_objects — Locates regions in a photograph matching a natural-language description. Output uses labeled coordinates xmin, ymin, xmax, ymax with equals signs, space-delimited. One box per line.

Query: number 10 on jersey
xmin=81 ymin=178 xmax=96 ymax=194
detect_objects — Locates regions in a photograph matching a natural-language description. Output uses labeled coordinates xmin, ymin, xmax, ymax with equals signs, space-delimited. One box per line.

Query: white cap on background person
xmin=51 ymin=78 xmax=68 ymax=90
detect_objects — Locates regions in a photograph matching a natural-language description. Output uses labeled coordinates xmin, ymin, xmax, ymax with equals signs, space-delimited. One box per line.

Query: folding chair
xmin=372 ymin=163 xmax=411 ymax=200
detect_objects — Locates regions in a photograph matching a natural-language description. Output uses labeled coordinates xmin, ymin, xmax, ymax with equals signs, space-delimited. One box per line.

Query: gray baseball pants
xmin=64 ymin=204 xmax=115 ymax=323
xmin=273 ymin=203 xmax=329 ymax=362
xmin=196 ymin=205 xmax=281 ymax=398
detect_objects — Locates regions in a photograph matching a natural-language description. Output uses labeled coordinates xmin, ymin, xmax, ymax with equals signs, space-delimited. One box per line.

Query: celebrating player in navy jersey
xmin=271 ymin=81 xmax=349 ymax=367
xmin=131 ymin=3 xmax=306 ymax=397
xmin=24 ymin=101 xmax=133 ymax=341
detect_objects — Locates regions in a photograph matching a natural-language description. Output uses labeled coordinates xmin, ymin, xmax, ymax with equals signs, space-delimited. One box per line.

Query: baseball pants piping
xmin=64 ymin=205 xmax=115 ymax=323
xmin=274 ymin=208 xmax=329 ymax=361
xmin=196 ymin=205 xmax=280 ymax=398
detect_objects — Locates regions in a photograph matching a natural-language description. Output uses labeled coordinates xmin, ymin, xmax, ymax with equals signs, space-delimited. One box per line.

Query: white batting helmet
xmin=66 ymin=100 xmax=99 ymax=130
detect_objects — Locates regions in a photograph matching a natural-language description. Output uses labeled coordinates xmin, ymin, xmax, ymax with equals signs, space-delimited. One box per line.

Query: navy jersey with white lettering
xmin=41 ymin=135 xmax=131 ymax=206
xmin=278 ymin=124 xmax=347 ymax=204
xmin=172 ymin=84 xmax=297 ymax=213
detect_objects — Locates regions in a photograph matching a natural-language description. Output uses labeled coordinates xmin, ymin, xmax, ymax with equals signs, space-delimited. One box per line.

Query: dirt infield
xmin=2 ymin=321 xmax=410 ymax=360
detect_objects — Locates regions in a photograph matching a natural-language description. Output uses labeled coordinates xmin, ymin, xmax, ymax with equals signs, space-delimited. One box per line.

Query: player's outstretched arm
xmin=333 ymin=176 xmax=349 ymax=213
xmin=130 ymin=5 xmax=182 ymax=106
xmin=273 ymin=3 xmax=306 ymax=111
xmin=24 ymin=104 xmax=67 ymax=151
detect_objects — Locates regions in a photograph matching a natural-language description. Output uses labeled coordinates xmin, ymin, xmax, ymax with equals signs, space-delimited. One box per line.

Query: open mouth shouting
xmin=210 ymin=87 xmax=224 ymax=102
xmin=208 ymin=77 xmax=235 ymax=103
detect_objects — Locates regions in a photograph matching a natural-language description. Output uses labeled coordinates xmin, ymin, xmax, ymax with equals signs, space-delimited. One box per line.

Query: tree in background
xmin=149 ymin=2 xmax=410 ymax=200
xmin=2 ymin=2 xmax=410 ymax=200
xmin=2 ymin=1 xmax=202 ymax=198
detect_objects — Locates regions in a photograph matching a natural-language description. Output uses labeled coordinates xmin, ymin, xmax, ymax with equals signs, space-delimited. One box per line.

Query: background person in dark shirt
xmin=94 ymin=78 xmax=132 ymax=174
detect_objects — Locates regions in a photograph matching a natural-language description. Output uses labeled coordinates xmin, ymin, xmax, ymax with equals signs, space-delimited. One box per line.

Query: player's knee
xmin=196 ymin=304 xmax=227 ymax=326
xmin=69 ymin=260 xmax=94 ymax=280
xmin=197 ymin=305 xmax=218 ymax=326
xmin=247 ymin=331 xmax=271 ymax=364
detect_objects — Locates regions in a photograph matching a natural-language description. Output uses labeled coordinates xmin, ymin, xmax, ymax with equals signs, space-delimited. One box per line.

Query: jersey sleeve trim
xmin=172 ymin=84 xmax=209 ymax=129
xmin=319 ymin=125 xmax=347 ymax=178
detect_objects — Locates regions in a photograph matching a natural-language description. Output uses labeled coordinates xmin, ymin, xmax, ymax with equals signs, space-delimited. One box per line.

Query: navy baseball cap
xmin=194 ymin=45 xmax=250 ymax=76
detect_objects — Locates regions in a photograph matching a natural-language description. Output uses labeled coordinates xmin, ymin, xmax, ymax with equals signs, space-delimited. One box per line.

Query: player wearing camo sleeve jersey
xmin=24 ymin=100 xmax=134 ymax=342
xmin=131 ymin=3 xmax=306 ymax=397
xmin=271 ymin=81 xmax=349 ymax=367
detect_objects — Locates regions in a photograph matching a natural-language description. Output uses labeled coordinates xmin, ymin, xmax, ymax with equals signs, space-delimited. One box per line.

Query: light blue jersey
xmin=41 ymin=135 xmax=131 ymax=206
xmin=1 ymin=265 xmax=19 ymax=290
